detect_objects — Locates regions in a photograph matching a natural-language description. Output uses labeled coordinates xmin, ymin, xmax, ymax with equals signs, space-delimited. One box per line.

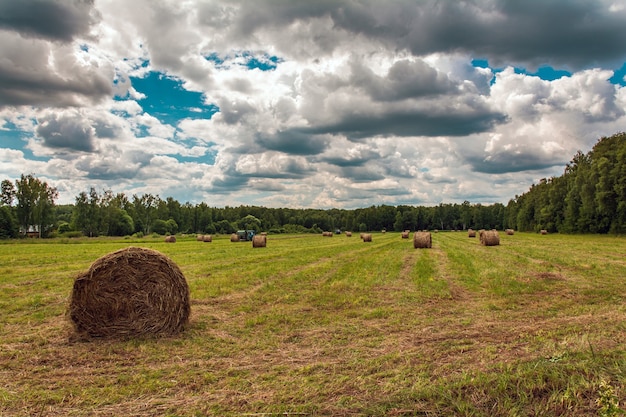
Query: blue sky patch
xmin=472 ymin=59 xmax=572 ymax=83
xmin=610 ymin=63 xmax=626 ymax=86
xmin=205 ymin=51 xmax=283 ymax=71
xmin=0 ymin=124 xmax=49 ymax=162
xmin=174 ymin=150 xmax=217 ymax=165
xmin=128 ymin=71 xmax=218 ymax=127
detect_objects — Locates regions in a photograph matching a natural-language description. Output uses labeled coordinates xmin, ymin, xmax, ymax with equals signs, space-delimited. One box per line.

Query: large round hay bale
xmin=362 ymin=233 xmax=372 ymax=242
xmin=252 ymin=235 xmax=267 ymax=248
xmin=540 ymin=229 xmax=548 ymax=235
xmin=165 ymin=235 xmax=176 ymax=243
xmin=202 ymin=234 xmax=212 ymax=242
xmin=505 ymin=229 xmax=514 ymax=235
xmin=480 ymin=230 xmax=500 ymax=246
xmin=401 ymin=231 xmax=409 ymax=239
xmin=322 ymin=231 xmax=333 ymax=237
xmin=196 ymin=234 xmax=204 ymax=241
xmin=68 ymin=247 xmax=190 ymax=339
xmin=230 ymin=233 xmax=240 ymax=242
xmin=345 ymin=231 xmax=352 ymax=237
xmin=468 ymin=229 xmax=476 ymax=238
xmin=413 ymin=231 xmax=432 ymax=248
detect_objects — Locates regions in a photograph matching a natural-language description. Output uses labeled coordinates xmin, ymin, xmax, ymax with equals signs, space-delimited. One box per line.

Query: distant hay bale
xmin=401 ymin=231 xmax=409 ymax=239
xmin=480 ymin=230 xmax=500 ymax=246
xmin=322 ymin=231 xmax=333 ymax=237
xmin=468 ymin=229 xmax=476 ymax=238
xmin=540 ymin=229 xmax=548 ymax=235
xmin=362 ymin=233 xmax=372 ymax=242
xmin=506 ymin=229 xmax=515 ymax=235
xmin=202 ymin=235 xmax=212 ymax=242
xmin=165 ymin=235 xmax=176 ymax=243
xmin=230 ymin=233 xmax=240 ymax=242
xmin=68 ymin=246 xmax=190 ymax=340
xmin=345 ymin=231 xmax=352 ymax=237
xmin=252 ymin=235 xmax=267 ymax=248
xmin=413 ymin=231 xmax=432 ymax=249
xmin=196 ymin=234 xmax=204 ymax=241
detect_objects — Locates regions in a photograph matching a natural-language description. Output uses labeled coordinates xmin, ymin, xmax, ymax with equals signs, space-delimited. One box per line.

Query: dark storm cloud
xmin=256 ymin=131 xmax=330 ymax=155
xmin=209 ymin=174 xmax=249 ymax=193
xmin=75 ymin=150 xmax=150 ymax=180
xmin=350 ymin=58 xmax=455 ymax=101
xmin=0 ymin=0 xmax=98 ymax=42
xmin=228 ymin=0 xmax=626 ymax=69
xmin=0 ymin=35 xmax=113 ymax=108
xmin=465 ymin=151 xmax=564 ymax=174
xmin=318 ymin=149 xmax=379 ymax=167
xmin=0 ymin=59 xmax=112 ymax=107
xmin=304 ymin=109 xmax=507 ymax=140
xmin=337 ymin=166 xmax=385 ymax=182
xmin=36 ymin=113 xmax=95 ymax=152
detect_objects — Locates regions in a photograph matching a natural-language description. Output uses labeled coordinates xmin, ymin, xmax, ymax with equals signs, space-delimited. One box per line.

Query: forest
xmin=0 ymin=132 xmax=624 ymax=238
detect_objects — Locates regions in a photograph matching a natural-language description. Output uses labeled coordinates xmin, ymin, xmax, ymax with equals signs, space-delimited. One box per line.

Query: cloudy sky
xmin=1 ymin=0 xmax=625 ymax=208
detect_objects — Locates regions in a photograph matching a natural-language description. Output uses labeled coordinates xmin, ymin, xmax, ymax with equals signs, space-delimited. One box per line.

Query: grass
xmin=0 ymin=231 xmax=625 ymax=416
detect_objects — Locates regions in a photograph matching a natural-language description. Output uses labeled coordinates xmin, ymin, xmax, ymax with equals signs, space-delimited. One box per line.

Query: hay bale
xmin=480 ymin=230 xmax=500 ymax=246
xmin=505 ymin=229 xmax=514 ymax=235
xmin=68 ymin=247 xmax=190 ymax=340
xmin=196 ymin=234 xmax=204 ymax=241
xmin=359 ymin=233 xmax=365 ymax=239
xmin=401 ymin=231 xmax=409 ymax=239
xmin=252 ymin=235 xmax=267 ymax=248
xmin=165 ymin=235 xmax=176 ymax=243
xmin=362 ymin=233 xmax=372 ymax=242
xmin=322 ymin=231 xmax=333 ymax=237
xmin=413 ymin=231 xmax=432 ymax=249
xmin=540 ymin=229 xmax=548 ymax=235
xmin=345 ymin=231 xmax=352 ymax=237
xmin=202 ymin=234 xmax=212 ymax=242
xmin=468 ymin=229 xmax=476 ymax=238
xmin=230 ymin=233 xmax=240 ymax=242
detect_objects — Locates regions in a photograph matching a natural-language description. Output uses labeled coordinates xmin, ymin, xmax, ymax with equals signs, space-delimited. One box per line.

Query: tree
xmin=15 ymin=174 xmax=58 ymax=237
xmin=72 ymin=188 xmax=101 ymax=237
xmin=1 ymin=179 xmax=15 ymax=206
xmin=109 ymin=209 xmax=134 ymax=236
xmin=132 ymin=193 xmax=160 ymax=235
xmin=0 ymin=205 xmax=17 ymax=238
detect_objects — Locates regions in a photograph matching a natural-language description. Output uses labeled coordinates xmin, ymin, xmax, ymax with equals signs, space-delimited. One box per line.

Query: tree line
xmin=505 ymin=132 xmax=626 ymax=234
xmin=0 ymin=132 xmax=624 ymax=238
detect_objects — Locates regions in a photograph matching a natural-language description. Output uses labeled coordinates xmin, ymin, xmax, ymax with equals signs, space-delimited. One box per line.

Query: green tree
xmin=15 ymin=174 xmax=58 ymax=237
xmin=1 ymin=179 xmax=15 ymax=206
xmin=109 ymin=209 xmax=134 ymax=236
xmin=72 ymin=188 xmax=101 ymax=237
xmin=0 ymin=205 xmax=18 ymax=238
xmin=132 ymin=193 xmax=160 ymax=235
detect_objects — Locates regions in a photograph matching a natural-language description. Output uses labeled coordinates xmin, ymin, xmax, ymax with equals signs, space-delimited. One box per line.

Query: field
xmin=0 ymin=231 xmax=625 ymax=416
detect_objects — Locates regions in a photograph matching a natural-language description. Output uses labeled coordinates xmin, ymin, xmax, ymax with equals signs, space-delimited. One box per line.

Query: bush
xmin=0 ymin=206 xmax=18 ymax=239
xmin=61 ymin=231 xmax=84 ymax=238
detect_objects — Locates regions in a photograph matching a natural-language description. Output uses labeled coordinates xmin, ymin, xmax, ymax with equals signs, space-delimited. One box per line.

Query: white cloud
xmin=1 ymin=0 xmax=626 ymax=208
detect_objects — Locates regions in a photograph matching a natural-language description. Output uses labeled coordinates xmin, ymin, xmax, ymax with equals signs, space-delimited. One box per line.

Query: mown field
xmin=0 ymin=231 xmax=625 ymax=416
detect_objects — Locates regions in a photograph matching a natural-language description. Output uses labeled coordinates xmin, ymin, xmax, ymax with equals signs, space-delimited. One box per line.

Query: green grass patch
xmin=0 ymin=232 xmax=624 ymax=416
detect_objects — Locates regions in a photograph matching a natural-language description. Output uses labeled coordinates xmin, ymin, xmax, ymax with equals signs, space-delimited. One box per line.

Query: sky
xmin=1 ymin=0 xmax=626 ymax=208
